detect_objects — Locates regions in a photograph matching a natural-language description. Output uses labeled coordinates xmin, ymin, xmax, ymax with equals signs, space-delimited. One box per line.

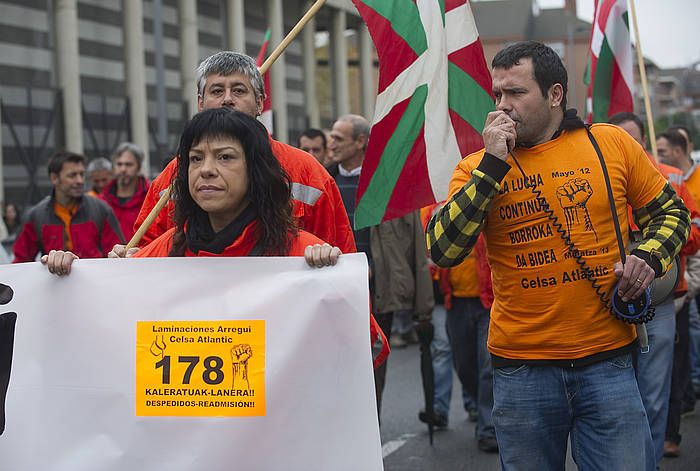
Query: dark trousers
xmin=373 ymin=311 xmax=394 ymax=421
xmin=666 ymin=302 xmax=690 ymax=444
xmin=446 ymin=300 xmax=478 ymax=404
xmin=446 ymin=297 xmax=495 ymax=439
xmin=682 ymin=367 xmax=697 ymax=412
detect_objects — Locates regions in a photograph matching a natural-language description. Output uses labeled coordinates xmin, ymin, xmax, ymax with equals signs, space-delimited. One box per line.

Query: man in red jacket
xmin=13 ymin=151 xmax=124 ymax=262
xmin=119 ymin=52 xmax=355 ymax=255
xmin=100 ymin=142 xmax=149 ymax=240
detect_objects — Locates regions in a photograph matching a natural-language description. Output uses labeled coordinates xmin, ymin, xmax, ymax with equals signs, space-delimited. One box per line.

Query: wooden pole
xmin=125 ymin=184 xmax=173 ymax=251
xmin=629 ymin=0 xmax=657 ymax=160
xmin=259 ymin=0 xmax=327 ymax=75
xmin=124 ymin=0 xmax=327 ymax=250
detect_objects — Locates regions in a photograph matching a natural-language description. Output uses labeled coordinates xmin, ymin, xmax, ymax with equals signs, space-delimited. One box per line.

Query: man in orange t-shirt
xmin=427 ymin=42 xmax=690 ymax=469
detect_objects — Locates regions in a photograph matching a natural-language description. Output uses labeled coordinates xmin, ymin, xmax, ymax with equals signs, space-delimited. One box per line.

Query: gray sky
xmin=537 ymin=0 xmax=700 ymax=69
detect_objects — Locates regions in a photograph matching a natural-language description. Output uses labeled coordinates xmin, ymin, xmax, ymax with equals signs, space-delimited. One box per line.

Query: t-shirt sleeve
xmin=447 ymin=158 xmax=477 ymax=200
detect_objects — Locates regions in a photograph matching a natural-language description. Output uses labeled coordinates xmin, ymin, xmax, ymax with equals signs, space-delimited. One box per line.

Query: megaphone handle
xmin=636 ymin=324 xmax=649 ymax=354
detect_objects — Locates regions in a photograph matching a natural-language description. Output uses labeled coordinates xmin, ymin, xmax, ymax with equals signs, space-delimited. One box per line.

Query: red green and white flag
xmin=256 ymin=28 xmax=274 ymax=134
xmin=585 ymin=0 xmax=634 ymax=123
xmin=352 ymin=0 xmax=494 ymax=229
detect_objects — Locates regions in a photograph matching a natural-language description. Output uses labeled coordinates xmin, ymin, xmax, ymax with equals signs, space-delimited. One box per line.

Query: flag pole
xmin=125 ymin=0 xmax=327 ymax=251
xmin=259 ymin=0 xmax=327 ymax=75
xmin=126 ymin=183 xmax=173 ymax=251
xmin=629 ymin=0 xmax=657 ymax=160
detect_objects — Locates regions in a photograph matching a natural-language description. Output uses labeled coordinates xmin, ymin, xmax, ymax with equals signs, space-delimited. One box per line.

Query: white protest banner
xmin=0 ymin=253 xmax=382 ymax=471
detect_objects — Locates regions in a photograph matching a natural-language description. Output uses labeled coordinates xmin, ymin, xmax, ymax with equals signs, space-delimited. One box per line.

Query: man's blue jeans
xmin=633 ymin=298 xmax=675 ymax=467
xmin=431 ymin=304 xmax=474 ymax=416
xmin=493 ymin=353 xmax=655 ymax=471
xmin=447 ymin=297 xmax=494 ymax=439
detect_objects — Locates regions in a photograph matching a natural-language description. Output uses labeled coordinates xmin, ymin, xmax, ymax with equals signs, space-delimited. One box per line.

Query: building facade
xmin=8 ymin=0 xmax=673 ymax=209
xmin=473 ymin=0 xmax=591 ymax=117
xmin=0 ymin=0 xmax=375 ymax=206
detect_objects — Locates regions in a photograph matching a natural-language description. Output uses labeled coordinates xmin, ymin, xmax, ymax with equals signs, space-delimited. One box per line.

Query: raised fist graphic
xmin=556 ymin=178 xmax=598 ymax=241
xmin=556 ymin=178 xmax=593 ymax=208
xmin=231 ymin=344 xmax=252 ymax=390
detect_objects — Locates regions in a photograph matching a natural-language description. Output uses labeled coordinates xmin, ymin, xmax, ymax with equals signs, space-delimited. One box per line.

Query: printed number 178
xmin=155 ymin=355 xmax=224 ymax=385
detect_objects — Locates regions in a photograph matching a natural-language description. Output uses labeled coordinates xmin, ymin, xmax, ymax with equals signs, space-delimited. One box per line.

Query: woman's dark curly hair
xmin=169 ymin=108 xmax=296 ymax=256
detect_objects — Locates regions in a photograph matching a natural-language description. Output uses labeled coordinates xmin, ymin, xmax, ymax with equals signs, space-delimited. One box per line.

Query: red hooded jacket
xmin=100 ymin=176 xmax=149 ymax=241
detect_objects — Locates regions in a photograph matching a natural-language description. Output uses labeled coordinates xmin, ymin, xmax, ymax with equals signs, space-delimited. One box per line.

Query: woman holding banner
xmin=42 ymin=108 xmax=340 ymax=270
xmin=42 ymin=108 xmax=390 ymax=368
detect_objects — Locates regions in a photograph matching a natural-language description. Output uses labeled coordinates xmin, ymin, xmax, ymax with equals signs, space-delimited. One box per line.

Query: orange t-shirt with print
xmin=448 ymin=124 xmax=667 ymax=360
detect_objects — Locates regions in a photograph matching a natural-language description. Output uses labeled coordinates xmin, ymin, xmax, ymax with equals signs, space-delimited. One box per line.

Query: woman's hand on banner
xmin=304 ymin=243 xmax=341 ymax=268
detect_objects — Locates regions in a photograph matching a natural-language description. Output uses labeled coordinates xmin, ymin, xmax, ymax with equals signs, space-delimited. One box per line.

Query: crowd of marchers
xmin=9 ymin=42 xmax=700 ymax=470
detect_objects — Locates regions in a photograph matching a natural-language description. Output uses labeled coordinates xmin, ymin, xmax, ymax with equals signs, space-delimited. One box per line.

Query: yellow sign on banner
xmin=135 ymin=320 xmax=265 ymax=417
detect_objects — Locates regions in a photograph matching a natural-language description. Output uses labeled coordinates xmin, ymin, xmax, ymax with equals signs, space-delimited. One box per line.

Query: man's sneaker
xmin=477 ymin=436 xmax=499 ymax=453
xmin=663 ymin=440 xmax=681 ymax=458
xmin=467 ymin=408 xmax=478 ymax=422
xmin=418 ymin=410 xmax=448 ymax=429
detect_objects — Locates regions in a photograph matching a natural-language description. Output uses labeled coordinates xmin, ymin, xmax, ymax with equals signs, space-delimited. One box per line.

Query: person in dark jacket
xmin=329 ymin=114 xmax=432 ymax=418
xmin=13 ymin=151 xmax=124 ymax=262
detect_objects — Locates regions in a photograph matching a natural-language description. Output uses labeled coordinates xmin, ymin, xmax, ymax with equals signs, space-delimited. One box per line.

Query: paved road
xmin=380 ymin=343 xmax=700 ymax=470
